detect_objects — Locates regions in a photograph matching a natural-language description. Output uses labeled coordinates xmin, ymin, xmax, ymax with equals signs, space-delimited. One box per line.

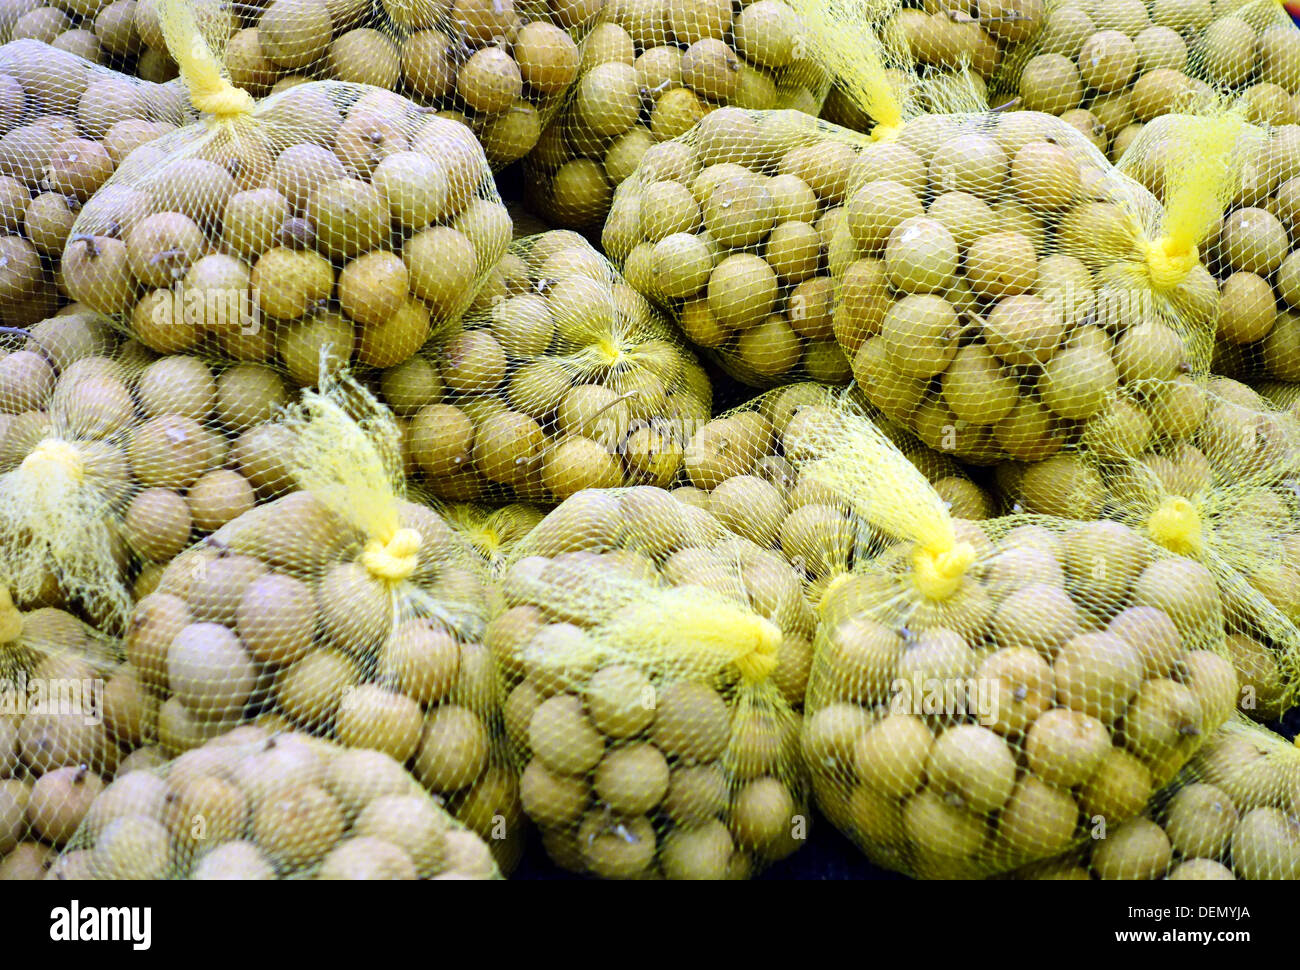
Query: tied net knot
xmin=21 ymin=438 xmax=85 ymax=483
xmin=911 ymin=540 xmax=975 ymax=601
xmin=360 ymin=527 xmax=421 ymax=582
xmin=1146 ymin=495 xmax=1203 ymax=557
xmin=1142 ymin=235 xmax=1198 ymax=291
xmin=732 ymin=616 xmax=782 ymax=684
xmin=0 ymin=587 xmax=21 ymax=643
xmin=192 ymin=80 xmax=255 ymax=119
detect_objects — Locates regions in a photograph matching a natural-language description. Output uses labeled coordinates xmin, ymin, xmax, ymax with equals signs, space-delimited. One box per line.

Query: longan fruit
xmin=1019 ymin=54 xmax=1083 ymax=114
xmin=27 ymin=766 xmax=104 ymax=844
xmin=879 ymin=293 xmax=958 ymax=379
xmin=995 ymin=776 xmax=1080 ymax=862
xmin=404 ymin=227 xmax=479 ymax=319
xmin=680 ymin=38 xmax=741 ymax=103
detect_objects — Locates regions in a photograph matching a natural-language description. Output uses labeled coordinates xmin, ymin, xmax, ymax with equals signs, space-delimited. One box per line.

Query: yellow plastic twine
xmin=283 ymin=368 xmax=420 ymax=584
xmin=1146 ymin=495 xmax=1204 ymax=558
xmin=604 ymin=586 xmax=782 ymax=684
xmin=793 ymin=0 xmax=906 ymax=139
xmin=19 ymin=438 xmax=85 ymax=482
xmin=801 ymin=409 xmax=974 ymax=601
xmin=360 ymin=528 xmax=422 ymax=581
xmin=1139 ymin=110 xmax=1257 ymax=291
xmin=159 ymin=0 xmax=254 ymax=118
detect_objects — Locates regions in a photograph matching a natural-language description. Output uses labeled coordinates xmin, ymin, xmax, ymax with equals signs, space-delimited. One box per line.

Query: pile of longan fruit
xmin=11 ymin=0 xmax=1300 ymax=885
xmin=1019 ymin=718 xmax=1300 ymax=879
xmin=526 ymin=0 xmax=830 ymax=231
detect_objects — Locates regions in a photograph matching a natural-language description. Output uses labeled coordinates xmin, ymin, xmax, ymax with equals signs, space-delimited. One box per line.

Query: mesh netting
xmin=994 ymin=0 xmax=1212 ymax=157
xmin=58 ymin=0 xmax=511 ymax=377
xmin=0 ymin=1 xmax=162 ymax=77
xmin=377 ymin=230 xmax=713 ymax=505
xmin=114 ymin=0 xmax=598 ymax=168
xmin=121 ymin=369 xmax=523 ymax=867
xmin=521 ymin=0 xmax=833 ymax=233
xmin=41 ymin=726 xmax=502 ymax=879
xmin=493 ymin=483 xmax=814 ymax=878
xmin=882 ymin=0 xmax=1045 ymax=89
xmin=666 ymin=381 xmax=995 ymax=605
xmin=1000 ymin=373 xmax=1300 ymax=718
xmin=0 ymin=595 xmax=161 ymax=878
xmin=602 ymin=107 xmax=875 ymax=387
xmin=0 ymin=40 xmax=195 ymax=325
xmin=0 ymin=318 xmax=291 ymax=634
xmin=791 ymin=405 xmax=1234 ymax=877
xmin=992 ymin=0 xmax=1298 ymax=162
xmin=1015 ymin=715 xmax=1300 ymax=880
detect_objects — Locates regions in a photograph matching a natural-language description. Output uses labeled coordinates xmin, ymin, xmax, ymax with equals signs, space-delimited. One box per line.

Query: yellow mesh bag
xmin=125 ymin=0 xmax=597 ymax=168
xmin=47 ymin=725 xmax=502 ymax=878
xmin=997 ymin=0 xmax=1300 ymax=157
xmin=377 ymin=230 xmax=713 ymax=505
xmin=521 ymin=0 xmax=834 ymax=232
xmin=1000 ymin=372 xmax=1300 ymax=717
xmin=593 ymin=19 xmax=1000 ymax=388
xmin=0 ymin=40 xmax=195 ymax=326
xmin=775 ymin=8 xmax=1253 ymax=451
xmin=126 ymin=368 xmax=523 ymax=868
xmin=1016 ymin=715 xmax=1300 ymax=880
xmin=59 ymin=0 xmax=510 ymax=379
xmin=601 ymin=107 xmax=880 ymax=387
xmin=0 ymin=592 xmax=168 ymax=878
xmin=795 ymin=405 xmax=1235 ymax=877
xmin=0 ymin=316 xmax=290 ymax=633
xmin=492 ymin=483 xmax=813 ymax=878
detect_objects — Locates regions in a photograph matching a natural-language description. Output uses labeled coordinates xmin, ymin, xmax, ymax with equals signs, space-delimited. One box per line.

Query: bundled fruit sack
xmin=597 ymin=17 xmax=1006 ymax=388
xmin=523 ymin=0 xmax=833 ymax=232
xmin=379 ymin=230 xmax=713 ymax=505
xmin=127 ymin=370 xmax=522 ymax=865
xmin=0 ymin=314 xmax=288 ymax=632
xmin=1002 ymin=372 xmax=1300 ymax=718
xmin=136 ymin=0 xmax=596 ymax=168
xmin=1018 ymin=716 xmax=1300 ymax=879
xmin=795 ymin=407 xmax=1236 ymax=877
xmin=491 ymin=484 xmax=813 ymax=878
xmin=1185 ymin=0 xmax=1300 ymax=121
xmin=60 ymin=0 xmax=510 ymax=379
xmin=669 ymin=381 xmax=993 ymax=606
xmin=0 ymin=590 xmax=165 ymax=879
xmin=798 ymin=7 xmax=1253 ymax=459
xmin=0 ymin=40 xmax=194 ymax=326
xmin=46 ymin=725 xmax=502 ymax=879
xmin=999 ymin=0 xmax=1300 ymax=150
